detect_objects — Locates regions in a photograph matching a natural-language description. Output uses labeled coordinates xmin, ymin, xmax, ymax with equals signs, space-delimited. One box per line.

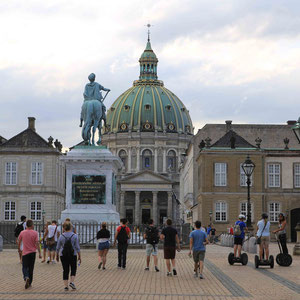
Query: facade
xmin=0 ymin=117 xmax=65 ymax=222
xmin=181 ymin=120 xmax=300 ymax=241
xmin=102 ymin=35 xmax=193 ymax=225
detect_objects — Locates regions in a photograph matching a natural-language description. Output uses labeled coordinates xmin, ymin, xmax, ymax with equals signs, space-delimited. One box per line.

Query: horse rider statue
xmin=80 ymin=73 xmax=110 ymax=145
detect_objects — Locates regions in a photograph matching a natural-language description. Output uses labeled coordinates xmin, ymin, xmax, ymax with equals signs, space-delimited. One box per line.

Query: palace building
xmin=102 ymin=33 xmax=193 ymax=225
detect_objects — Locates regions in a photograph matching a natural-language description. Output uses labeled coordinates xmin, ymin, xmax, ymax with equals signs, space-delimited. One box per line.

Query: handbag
xmin=46 ymin=226 xmax=57 ymax=246
xmin=256 ymin=222 xmax=267 ymax=245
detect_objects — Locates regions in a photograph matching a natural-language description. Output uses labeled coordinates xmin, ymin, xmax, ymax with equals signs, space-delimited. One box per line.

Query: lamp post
xmin=209 ymin=211 xmax=213 ymax=226
xmin=242 ymin=155 xmax=255 ymax=230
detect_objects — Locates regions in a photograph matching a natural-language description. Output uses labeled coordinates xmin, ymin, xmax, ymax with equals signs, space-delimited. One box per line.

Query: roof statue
xmin=80 ymin=73 xmax=110 ymax=145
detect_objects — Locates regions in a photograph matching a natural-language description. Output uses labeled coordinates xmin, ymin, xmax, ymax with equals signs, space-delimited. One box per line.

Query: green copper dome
xmin=105 ymin=37 xmax=193 ymax=134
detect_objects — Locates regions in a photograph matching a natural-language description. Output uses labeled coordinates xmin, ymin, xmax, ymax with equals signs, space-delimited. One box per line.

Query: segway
xmin=228 ymin=252 xmax=248 ymax=265
xmin=275 ymin=234 xmax=292 ymax=267
xmin=255 ymin=249 xmax=274 ymax=268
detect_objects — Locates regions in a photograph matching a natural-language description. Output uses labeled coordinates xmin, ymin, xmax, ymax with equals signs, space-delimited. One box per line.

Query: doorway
xmin=142 ymin=209 xmax=151 ymax=224
xmin=291 ymin=208 xmax=300 ymax=242
xmin=159 ymin=209 xmax=167 ymax=225
xmin=126 ymin=209 xmax=133 ymax=224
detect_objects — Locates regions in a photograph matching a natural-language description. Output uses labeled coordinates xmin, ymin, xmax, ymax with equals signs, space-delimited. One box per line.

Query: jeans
xmin=60 ymin=255 xmax=77 ymax=280
xmin=22 ymin=252 xmax=36 ymax=284
xmin=118 ymin=243 xmax=128 ymax=268
xmin=279 ymin=234 xmax=288 ymax=254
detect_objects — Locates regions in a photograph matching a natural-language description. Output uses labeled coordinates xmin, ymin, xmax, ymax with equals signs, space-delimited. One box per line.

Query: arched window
xmin=167 ymin=150 xmax=176 ymax=172
xmin=119 ymin=150 xmax=127 ymax=170
xmin=142 ymin=149 xmax=152 ymax=170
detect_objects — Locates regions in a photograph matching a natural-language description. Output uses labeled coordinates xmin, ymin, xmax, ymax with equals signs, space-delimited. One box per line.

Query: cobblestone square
xmin=0 ymin=244 xmax=299 ymax=300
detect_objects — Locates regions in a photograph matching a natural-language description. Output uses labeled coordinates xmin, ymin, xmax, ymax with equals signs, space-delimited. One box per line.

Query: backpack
xmin=62 ymin=234 xmax=74 ymax=258
xmin=146 ymin=226 xmax=159 ymax=245
xmin=233 ymin=222 xmax=242 ymax=236
xmin=14 ymin=222 xmax=24 ymax=238
xmin=117 ymin=226 xmax=128 ymax=243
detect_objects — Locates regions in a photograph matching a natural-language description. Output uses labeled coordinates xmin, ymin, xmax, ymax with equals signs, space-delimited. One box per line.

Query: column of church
xmin=136 ymin=147 xmax=140 ymax=172
xmin=120 ymin=191 xmax=125 ymax=218
xmin=135 ymin=191 xmax=140 ymax=224
xmin=154 ymin=148 xmax=158 ymax=172
xmin=128 ymin=148 xmax=131 ymax=173
xmin=167 ymin=191 xmax=172 ymax=219
xmin=163 ymin=148 xmax=167 ymax=172
xmin=152 ymin=191 xmax=158 ymax=225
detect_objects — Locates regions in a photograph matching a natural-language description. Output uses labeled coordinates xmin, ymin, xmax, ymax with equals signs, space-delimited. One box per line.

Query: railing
xmin=0 ymin=222 xmax=191 ymax=246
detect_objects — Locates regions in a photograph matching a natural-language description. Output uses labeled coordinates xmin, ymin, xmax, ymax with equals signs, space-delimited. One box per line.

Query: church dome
xmin=105 ymin=34 xmax=193 ymax=135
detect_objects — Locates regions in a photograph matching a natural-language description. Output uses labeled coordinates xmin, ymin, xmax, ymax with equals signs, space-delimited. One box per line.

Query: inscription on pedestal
xmin=72 ymin=175 xmax=106 ymax=204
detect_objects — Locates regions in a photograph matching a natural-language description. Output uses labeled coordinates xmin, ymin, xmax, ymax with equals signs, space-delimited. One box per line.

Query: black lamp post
xmin=242 ymin=155 xmax=255 ymax=229
xmin=292 ymin=117 xmax=300 ymax=143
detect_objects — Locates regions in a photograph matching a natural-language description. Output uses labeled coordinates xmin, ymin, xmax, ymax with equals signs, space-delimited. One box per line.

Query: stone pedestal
xmin=293 ymin=222 xmax=300 ymax=256
xmin=60 ymin=146 xmax=122 ymax=223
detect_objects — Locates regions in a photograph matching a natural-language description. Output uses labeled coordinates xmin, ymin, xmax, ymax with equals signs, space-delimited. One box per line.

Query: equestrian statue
xmin=79 ymin=73 xmax=110 ymax=145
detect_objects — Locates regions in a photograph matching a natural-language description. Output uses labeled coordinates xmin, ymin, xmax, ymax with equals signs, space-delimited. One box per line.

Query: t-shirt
xmin=210 ymin=228 xmax=216 ymax=235
xmin=257 ymin=219 xmax=270 ymax=237
xmin=161 ymin=226 xmax=178 ymax=247
xmin=48 ymin=224 xmax=60 ymax=241
xmin=207 ymin=227 xmax=211 ymax=235
xmin=56 ymin=232 xmax=81 ymax=256
xmin=97 ymin=228 xmax=110 ymax=243
xmin=116 ymin=225 xmax=131 ymax=235
xmin=235 ymin=221 xmax=246 ymax=239
xmin=189 ymin=229 xmax=207 ymax=251
xmin=18 ymin=229 xmax=38 ymax=256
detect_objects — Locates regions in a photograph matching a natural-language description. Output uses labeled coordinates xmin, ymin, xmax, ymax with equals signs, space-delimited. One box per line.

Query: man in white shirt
xmin=44 ymin=220 xmax=60 ymax=264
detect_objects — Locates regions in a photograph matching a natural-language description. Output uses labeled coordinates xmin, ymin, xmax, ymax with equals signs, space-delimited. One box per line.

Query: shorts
xmin=48 ymin=242 xmax=57 ymax=252
xmin=234 ymin=237 xmax=244 ymax=246
xmin=193 ymin=250 xmax=205 ymax=262
xmin=98 ymin=241 xmax=110 ymax=251
xmin=42 ymin=241 xmax=48 ymax=250
xmin=146 ymin=244 xmax=158 ymax=256
xmin=163 ymin=246 xmax=176 ymax=259
xmin=261 ymin=236 xmax=270 ymax=247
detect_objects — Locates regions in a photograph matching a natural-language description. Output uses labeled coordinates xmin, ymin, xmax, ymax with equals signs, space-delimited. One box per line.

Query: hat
xmin=239 ymin=214 xmax=246 ymax=219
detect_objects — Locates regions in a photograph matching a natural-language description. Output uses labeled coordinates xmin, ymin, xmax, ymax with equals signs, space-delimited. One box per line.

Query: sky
xmin=1 ymin=0 xmax=300 ymax=148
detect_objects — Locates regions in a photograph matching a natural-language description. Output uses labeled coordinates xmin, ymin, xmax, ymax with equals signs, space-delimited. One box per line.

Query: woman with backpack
xmin=96 ymin=222 xmax=110 ymax=270
xmin=256 ymin=213 xmax=271 ymax=261
xmin=56 ymin=221 xmax=81 ymax=291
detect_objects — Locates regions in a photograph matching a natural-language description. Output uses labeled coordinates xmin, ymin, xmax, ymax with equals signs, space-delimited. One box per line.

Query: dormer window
xmin=111 ymin=107 xmax=115 ymax=111
xmin=124 ymin=105 xmax=130 ymax=111
xmin=165 ymin=105 xmax=171 ymax=111
xmin=145 ymin=104 xmax=151 ymax=111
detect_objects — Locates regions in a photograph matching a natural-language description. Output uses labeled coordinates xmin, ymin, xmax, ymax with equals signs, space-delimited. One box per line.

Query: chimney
xmin=287 ymin=120 xmax=296 ymax=126
xmin=28 ymin=117 xmax=36 ymax=132
xmin=225 ymin=120 xmax=232 ymax=132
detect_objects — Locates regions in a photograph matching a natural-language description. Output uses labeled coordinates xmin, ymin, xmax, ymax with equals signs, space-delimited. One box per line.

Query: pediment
xmin=119 ymin=170 xmax=173 ymax=184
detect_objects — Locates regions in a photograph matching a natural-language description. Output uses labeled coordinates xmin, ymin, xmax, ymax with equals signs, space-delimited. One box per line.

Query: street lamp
xmin=242 ymin=155 xmax=255 ymax=229
xmin=209 ymin=211 xmax=213 ymax=226
xmin=292 ymin=117 xmax=300 ymax=143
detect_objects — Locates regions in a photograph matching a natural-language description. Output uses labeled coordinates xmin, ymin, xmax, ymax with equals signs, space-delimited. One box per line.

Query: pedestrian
xmin=189 ymin=221 xmax=209 ymax=279
xmin=41 ymin=221 xmax=51 ymax=263
xmin=160 ymin=219 xmax=180 ymax=276
xmin=256 ymin=213 xmax=271 ymax=261
xmin=56 ymin=221 xmax=81 ymax=291
xmin=18 ymin=219 xmax=42 ymax=289
xmin=15 ymin=215 xmax=27 ymax=263
xmin=210 ymin=226 xmax=216 ymax=244
xmin=97 ymin=222 xmax=110 ymax=270
xmin=233 ymin=214 xmax=247 ymax=259
xmin=272 ymin=213 xmax=288 ymax=254
xmin=113 ymin=218 xmax=131 ymax=269
xmin=45 ymin=220 xmax=60 ymax=264
xmin=206 ymin=225 xmax=211 ymax=236
xmin=143 ymin=219 xmax=160 ymax=272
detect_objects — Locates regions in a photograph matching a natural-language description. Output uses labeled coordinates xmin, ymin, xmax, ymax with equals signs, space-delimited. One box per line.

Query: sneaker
xmin=47 ymin=259 xmax=50 ymax=264
xmin=117 ymin=265 xmax=121 ymax=269
xmin=64 ymin=287 xmax=69 ymax=291
xmin=51 ymin=260 xmax=56 ymax=264
xmin=145 ymin=267 xmax=149 ymax=271
xmin=173 ymin=269 xmax=177 ymax=276
xmin=194 ymin=272 xmax=198 ymax=278
xmin=25 ymin=278 xmax=30 ymax=289
xmin=103 ymin=267 xmax=106 ymax=270
xmin=98 ymin=262 xmax=102 ymax=269
xmin=69 ymin=282 xmax=76 ymax=290
xmin=167 ymin=272 xmax=172 ymax=276
xmin=122 ymin=267 xmax=126 ymax=270
xmin=199 ymin=274 xmax=204 ymax=279
xmin=155 ymin=266 xmax=159 ymax=272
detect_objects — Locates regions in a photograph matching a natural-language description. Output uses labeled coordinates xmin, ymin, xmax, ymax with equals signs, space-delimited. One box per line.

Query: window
xmin=4 ymin=201 xmax=16 ymax=221
xmin=5 ymin=162 xmax=17 ymax=185
xmin=240 ymin=163 xmax=253 ymax=186
xmin=145 ymin=104 xmax=151 ymax=111
xmin=269 ymin=202 xmax=280 ymax=222
xmin=294 ymin=164 xmax=300 ymax=188
xmin=30 ymin=202 xmax=42 ymax=221
xmin=215 ymin=201 xmax=227 ymax=221
xmin=167 ymin=150 xmax=176 ymax=172
xmin=31 ymin=162 xmax=43 ymax=185
xmin=142 ymin=149 xmax=152 ymax=169
xmin=215 ymin=163 xmax=227 ymax=186
xmin=268 ymin=163 xmax=280 ymax=187
xmin=240 ymin=202 xmax=253 ymax=222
